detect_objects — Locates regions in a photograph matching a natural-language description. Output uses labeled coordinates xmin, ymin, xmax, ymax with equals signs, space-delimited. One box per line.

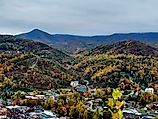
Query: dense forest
xmin=0 ymin=36 xmax=158 ymax=92
xmin=74 ymin=40 xmax=158 ymax=90
xmin=0 ymin=35 xmax=76 ymax=92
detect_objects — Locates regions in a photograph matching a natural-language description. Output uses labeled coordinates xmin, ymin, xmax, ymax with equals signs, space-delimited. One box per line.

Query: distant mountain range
xmin=16 ymin=29 xmax=158 ymax=54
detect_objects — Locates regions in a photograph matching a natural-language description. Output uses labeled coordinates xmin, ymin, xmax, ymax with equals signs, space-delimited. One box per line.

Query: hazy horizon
xmin=2 ymin=28 xmax=158 ymax=37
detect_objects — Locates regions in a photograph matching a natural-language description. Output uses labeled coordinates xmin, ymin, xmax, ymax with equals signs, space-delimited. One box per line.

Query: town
xmin=0 ymin=80 xmax=158 ymax=119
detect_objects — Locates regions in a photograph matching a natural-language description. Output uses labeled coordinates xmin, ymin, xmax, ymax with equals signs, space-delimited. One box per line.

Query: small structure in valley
xmin=75 ymin=85 xmax=88 ymax=93
xmin=70 ymin=81 xmax=79 ymax=87
xmin=145 ymin=88 xmax=154 ymax=94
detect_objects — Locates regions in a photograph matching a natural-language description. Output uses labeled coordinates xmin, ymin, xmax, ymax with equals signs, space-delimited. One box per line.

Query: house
xmin=75 ymin=85 xmax=88 ymax=93
xmin=70 ymin=81 xmax=79 ymax=87
xmin=0 ymin=108 xmax=7 ymax=119
xmin=86 ymin=101 xmax=93 ymax=110
xmin=152 ymin=102 xmax=158 ymax=110
xmin=86 ymin=98 xmax=103 ymax=111
xmin=35 ymin=95 xmax=46 ymax=100
xmin=145 ymin=88 xmax=154 ymax=94
xmin=122 ymin=109 xmax=142 ymax=119
xmin=29 ymin=110 xmax=59 ymax=119
xmin=25 ymin=94 xmax=47 ymax=100
xmin=6 ymin=105 xmax=21 ymax=111
xmin=25 ymin=96 xmax=38 ymax=100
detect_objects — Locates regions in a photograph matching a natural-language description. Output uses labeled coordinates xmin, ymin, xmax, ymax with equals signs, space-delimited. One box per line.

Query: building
xmin=0 ymin=108 xmax=7 ymax=119
xmin=70 ymin=81 xmax=79 ymax=87
xmin=145 ymin=88 xmax=154 ymax=94
xmin=122 ymin=109 xmax=142 ymax=119
xmin=75 ymin=85 xmax=88 ymax=93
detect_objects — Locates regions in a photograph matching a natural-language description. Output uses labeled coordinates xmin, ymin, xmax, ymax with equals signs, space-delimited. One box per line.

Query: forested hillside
xmin=74 ymin=40 xmax=158 ymax=89
xmin=0 ymin=35 xmax=75 ymax=91
xmin=1 ymin=36 xmax=158 ymax=91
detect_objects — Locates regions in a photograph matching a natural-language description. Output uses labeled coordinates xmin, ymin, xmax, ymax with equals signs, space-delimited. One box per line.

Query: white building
xmin=70 ymin=81 xmax=79 ymax=87
xmin=145 ymin=88 xmax=154 ymax=94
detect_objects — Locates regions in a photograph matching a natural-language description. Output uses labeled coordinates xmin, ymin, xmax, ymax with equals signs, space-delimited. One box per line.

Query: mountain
xmin=0 ymin=35 xmax=75 ymax=91
xmin=16 ymin=29 xmax=158 ymax=54
xmin=97 ymin=32 xmax=158 ymax=43
xmin=79 ymin=40 xmax=158 ymax=57
xmin=74 ymin=40 xmax=158 ymax=89
xmin=16 ymin=29 xmax=53 ymax=43
xmin=16 ymin=29 xmax=103 ymax=54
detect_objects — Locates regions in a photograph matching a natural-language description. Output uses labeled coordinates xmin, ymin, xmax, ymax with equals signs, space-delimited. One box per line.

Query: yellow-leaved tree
xmin=108 ymin=88 xmax=123 ymax=119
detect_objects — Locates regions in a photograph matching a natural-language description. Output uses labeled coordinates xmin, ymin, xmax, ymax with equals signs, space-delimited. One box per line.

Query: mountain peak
xmin=29 ymin=29 xmax=49 ymax=34
xmin=17 ymin=29 xmax=53 ymax=42
xmin=31 ymin=28 xmax=42 ymax=32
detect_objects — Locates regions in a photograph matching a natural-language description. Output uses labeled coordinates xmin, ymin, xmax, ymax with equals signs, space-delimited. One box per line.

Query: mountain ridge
xmin=16 ymin=29 xmax=158 ymax=54
xmin=16 ymin=28 xmax=158 ymax=41
xmin=79 ymin=40 xmax=158 ymax=57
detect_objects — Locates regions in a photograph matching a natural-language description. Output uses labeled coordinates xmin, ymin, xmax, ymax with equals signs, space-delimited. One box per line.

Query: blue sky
xmin=0 ymin=0 xmax=158 ymax=35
